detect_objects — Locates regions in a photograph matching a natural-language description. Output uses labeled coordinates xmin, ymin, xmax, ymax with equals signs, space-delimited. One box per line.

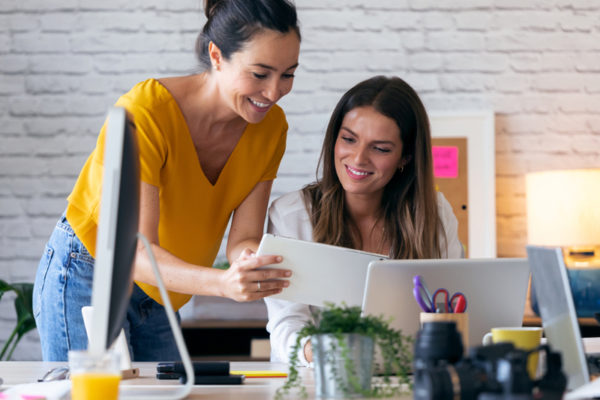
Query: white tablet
xmin=256 ymin=233 xmax=387 ymax=307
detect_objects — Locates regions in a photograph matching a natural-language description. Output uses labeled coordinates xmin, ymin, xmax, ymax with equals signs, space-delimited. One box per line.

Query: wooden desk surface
xmin=0 ymin=361 xmax=411 ymax=399
xmin=523 ymin=316 xmax=599 ymax=327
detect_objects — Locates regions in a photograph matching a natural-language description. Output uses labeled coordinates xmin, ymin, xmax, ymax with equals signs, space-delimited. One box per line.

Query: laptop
xmin=361 ymin=258 xmax=530 ymax=349
xmin=257 ymin=234 xmax=387 ymax=307
xmin=526 ymin=245 xmax=600 ymax=393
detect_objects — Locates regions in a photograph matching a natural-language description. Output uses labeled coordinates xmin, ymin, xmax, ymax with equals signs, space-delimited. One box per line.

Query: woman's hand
xmin=219 ymin=248 xmax=291 ymax=302
xmin=304 ymin=339 xmax=313 ymax=363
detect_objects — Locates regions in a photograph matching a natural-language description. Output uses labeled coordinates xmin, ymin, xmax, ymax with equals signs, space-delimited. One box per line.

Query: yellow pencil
xmin=230 ymin=370 xmax=287 ymax=378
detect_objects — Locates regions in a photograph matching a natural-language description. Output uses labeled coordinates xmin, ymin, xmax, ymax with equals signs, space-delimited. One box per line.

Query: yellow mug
xmin=482 ymin=327 xmax=543 ymax=379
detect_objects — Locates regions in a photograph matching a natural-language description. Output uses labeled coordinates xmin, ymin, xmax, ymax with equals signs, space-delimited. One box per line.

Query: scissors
xmin=432 ymin=288 xmax=468 ymax=313
xmin=412 ymin=275 xmax=434 ymax=312
xmin=450 ymin=292 xmax=467 ymax=313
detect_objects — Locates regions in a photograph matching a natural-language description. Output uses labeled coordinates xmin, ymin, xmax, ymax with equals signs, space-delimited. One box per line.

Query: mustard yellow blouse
xmin=66 ymin=78 xmax=288 ymax=310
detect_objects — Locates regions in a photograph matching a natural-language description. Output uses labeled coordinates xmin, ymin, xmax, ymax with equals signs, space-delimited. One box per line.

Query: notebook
xmin=361 ymin=258 xmax=530 ymax=348
xmin=256 ymin=233 xmax=387 ymax=307
xmin=526 ymin=245 xmax=600 ymax=394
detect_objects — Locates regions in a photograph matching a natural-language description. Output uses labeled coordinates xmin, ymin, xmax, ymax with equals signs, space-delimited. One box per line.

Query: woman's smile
xmin=345 ymin=165 xmax=373 ymax=180
xmin=248 ymin=97 xmax=272 ymax=112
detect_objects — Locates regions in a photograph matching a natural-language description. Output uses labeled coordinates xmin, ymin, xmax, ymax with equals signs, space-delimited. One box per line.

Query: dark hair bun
xmin=203 ymin=0 xmax=221 ymax=19
xmin=196 ymin=0 xmax=300 ymax=70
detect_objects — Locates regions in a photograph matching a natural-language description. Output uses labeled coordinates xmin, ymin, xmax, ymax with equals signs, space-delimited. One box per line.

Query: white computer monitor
xmin=88 ymin=107 xmax=140 ymax=356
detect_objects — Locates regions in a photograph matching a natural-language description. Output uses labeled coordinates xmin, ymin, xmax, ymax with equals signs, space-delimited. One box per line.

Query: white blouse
xmin=264 ymin=190 xmax=463 ymax=365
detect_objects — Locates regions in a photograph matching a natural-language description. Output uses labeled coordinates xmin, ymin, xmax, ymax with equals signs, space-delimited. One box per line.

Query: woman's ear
xmin=208 ymin=41 xmax=222 ymax=71
xmin=399 ymin=155 xmax=412 ymax=170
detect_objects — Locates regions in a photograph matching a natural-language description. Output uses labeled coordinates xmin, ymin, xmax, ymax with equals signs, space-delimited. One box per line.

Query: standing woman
xmin=265 ymin=76 xmax=463 ymax=365
xmin=33 ymin=0 xmax=301 ymax=361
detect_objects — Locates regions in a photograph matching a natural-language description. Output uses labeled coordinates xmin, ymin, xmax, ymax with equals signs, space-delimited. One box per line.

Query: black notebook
xmin=156 ymin=361 xmax=229 ymax=376
xmin=155 ymin=361 xmax=244 ymax=385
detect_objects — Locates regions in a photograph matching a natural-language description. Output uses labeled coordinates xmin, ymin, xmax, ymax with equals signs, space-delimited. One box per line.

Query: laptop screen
xmin=362 ymin=258 xmax=530 ymax=348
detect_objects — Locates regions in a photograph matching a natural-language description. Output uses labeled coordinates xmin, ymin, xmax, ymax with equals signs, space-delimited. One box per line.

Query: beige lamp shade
xmin=526 ymin=169 xmax=600 ymax=247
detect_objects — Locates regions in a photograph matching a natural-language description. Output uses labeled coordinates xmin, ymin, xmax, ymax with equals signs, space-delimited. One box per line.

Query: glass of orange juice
xmin=68 ymin=350 xmax=121 ymax=400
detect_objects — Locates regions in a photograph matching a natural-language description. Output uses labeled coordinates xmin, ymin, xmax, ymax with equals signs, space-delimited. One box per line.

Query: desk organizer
xmin=420 ymin=312 xmax=469 ymax=352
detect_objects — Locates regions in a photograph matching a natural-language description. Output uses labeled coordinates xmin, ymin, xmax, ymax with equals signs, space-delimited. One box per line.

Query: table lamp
xmin=526 ymin=168 xmax=600 ymax=316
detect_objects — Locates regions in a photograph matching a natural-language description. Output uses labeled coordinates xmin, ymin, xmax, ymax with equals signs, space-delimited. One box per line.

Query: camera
xmin=413 ymin=322 xmax=567 ymax=400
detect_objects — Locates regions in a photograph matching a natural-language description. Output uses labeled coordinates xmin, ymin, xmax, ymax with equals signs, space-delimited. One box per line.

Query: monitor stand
xmin=81 ymin=306 xmax=140 ymax=379
xmin=82 ymin=233 xmax=194 ymax=399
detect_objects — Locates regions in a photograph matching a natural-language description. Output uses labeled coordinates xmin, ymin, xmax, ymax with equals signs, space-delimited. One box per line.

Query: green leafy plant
xmin=0 ymin=279 xmax=36 ymax=361
xmin=275 ymin=303 xmax=413 ymax=399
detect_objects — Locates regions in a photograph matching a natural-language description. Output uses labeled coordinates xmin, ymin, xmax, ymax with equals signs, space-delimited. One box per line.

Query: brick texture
xmin=1 ymin=0 xmax=600 ymax=360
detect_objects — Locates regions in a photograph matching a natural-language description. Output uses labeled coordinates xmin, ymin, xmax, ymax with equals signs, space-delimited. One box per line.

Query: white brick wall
xmin=2 ymin=0 xmax=600 ymax=360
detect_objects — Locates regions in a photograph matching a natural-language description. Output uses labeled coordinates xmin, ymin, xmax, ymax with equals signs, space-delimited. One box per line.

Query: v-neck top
xmin=66 ymin=78 xmax=288 ymax=310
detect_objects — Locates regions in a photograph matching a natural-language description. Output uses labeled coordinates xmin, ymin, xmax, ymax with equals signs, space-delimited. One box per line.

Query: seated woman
xmin=264 ymin=75 xmax=463 ymax=365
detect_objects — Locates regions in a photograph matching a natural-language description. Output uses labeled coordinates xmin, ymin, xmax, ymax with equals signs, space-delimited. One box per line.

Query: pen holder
xmin=420 ymin=312 xmax=469 ymax=353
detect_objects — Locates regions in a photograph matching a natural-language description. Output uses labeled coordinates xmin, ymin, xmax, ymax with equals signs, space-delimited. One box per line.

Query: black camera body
xmin=413 ymin=322 xmax=567 ymax=400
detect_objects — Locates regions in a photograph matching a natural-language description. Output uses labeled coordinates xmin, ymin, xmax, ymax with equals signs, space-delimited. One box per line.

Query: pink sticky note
xmin=432 ymin=146 xmax=459 ymax=178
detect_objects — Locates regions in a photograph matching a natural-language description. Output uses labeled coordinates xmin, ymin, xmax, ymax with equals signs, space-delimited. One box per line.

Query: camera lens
xmin=414 ymin=322 xmax=463 ymax=369
xmin=414 ymin=363 xmax=483 ymax=400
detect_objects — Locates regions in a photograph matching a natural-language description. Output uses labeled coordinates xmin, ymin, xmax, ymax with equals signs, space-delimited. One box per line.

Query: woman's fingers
xmin=228 ymin=280 xmax=286 ymax=302
xmin=254 ymin=278 xmax=290 ymax=292
xmin=232 ymin=252 xmax=291 ymax=282
xmin=230 ymin=270 xmax=289 ymax=297
xmin=244 ymin=267 xmax=291 ymax=282
xmin=236 ymin=253 xmax=285 ymax=271
xmin=221 ymin=250 xmax=291 ymax=302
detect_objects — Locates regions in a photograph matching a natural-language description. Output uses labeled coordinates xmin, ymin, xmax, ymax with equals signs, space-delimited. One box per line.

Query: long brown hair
xmin=302 ymin=76 xmax=446 ymax=259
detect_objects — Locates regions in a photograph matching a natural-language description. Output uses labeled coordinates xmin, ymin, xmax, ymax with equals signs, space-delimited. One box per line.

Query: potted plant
xmin=276 ymin=303 xmax=413 ymax=399
xmin=0 ymin=279 xmax=36 ymax=360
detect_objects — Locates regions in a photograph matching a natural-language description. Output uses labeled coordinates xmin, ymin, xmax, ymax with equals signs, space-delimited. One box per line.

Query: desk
xmin=4 ymin=339 xmax=600 ymax=399
xmin=0 ymin=361 xmax=410 ymax=399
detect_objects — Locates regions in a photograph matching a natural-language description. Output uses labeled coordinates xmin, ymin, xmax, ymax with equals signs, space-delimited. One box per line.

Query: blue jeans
xmin=33 ymin=214 xmax=181 ymax=362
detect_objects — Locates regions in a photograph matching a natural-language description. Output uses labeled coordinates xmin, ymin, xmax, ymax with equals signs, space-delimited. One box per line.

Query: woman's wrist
xmin=207 ymin=267 xmax=227 ymax=298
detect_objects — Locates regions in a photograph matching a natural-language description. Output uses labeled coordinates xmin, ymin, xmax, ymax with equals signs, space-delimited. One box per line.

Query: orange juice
xmin=71 ymin=373 xmax=121 ymax=400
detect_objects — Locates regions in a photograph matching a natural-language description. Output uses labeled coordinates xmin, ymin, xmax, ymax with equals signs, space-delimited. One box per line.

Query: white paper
xmin=2 ymin=380 xmax=71 ymax=400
